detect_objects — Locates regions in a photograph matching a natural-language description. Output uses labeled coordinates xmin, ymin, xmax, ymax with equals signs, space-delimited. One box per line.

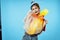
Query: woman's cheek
xmin=32 ymin=10 xmax=35 ymax=13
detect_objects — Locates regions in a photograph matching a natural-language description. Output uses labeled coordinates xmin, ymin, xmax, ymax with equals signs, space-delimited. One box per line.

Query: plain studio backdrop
xmin=1 ymin=0 xmax=60 ymax=40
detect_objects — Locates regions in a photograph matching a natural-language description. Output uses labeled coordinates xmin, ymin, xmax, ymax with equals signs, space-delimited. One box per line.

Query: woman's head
xmin=31 ymin=3 xmax=40 ymax=14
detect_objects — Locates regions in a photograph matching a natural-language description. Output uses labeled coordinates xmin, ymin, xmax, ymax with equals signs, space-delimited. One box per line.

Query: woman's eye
xmin=32 ymin=9 xmax=34 ymax=10
xmin=35 ymin=7 xmax=37 ymax=9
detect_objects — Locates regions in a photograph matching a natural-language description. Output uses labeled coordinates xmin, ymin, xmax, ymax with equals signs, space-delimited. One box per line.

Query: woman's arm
xmin=24 ymin=11 xmax=33 ymax=23
xmin=42 ymin=19 xmax=48 ymax=31
xmin=24 ymin=11 xmax=33 ymax=32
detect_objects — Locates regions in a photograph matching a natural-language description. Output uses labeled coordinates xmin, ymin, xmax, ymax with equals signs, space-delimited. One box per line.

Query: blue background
xmin=1 ymin=0 xmax=60 ymax=40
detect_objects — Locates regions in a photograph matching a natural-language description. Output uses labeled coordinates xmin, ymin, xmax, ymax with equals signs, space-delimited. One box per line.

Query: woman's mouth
xmin=35 ymin=11 xmax=38 ymax=13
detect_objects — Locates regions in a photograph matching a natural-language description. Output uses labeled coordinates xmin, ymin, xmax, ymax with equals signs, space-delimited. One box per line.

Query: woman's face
xmin=32 ymin=5 xmax=40 ymax=14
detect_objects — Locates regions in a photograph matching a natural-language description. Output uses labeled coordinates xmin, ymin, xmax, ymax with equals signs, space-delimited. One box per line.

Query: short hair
xmin=31 ymin=3 xmax=40 ymax=10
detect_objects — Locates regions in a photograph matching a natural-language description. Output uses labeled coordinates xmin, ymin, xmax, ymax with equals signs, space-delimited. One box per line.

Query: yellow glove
xmin=39 ymin=9 xmax=48 ymax=16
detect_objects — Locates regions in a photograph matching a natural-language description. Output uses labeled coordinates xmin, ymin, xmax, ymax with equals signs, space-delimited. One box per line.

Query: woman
xmin=22 ymin=3 xmax=47 ymax=40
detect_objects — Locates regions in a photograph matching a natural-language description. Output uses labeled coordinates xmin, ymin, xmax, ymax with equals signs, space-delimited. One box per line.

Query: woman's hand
xmin=45 ymin=20 xmax=48 ymax=24
xmin=43 ymin=20 xmax=48 ymax=28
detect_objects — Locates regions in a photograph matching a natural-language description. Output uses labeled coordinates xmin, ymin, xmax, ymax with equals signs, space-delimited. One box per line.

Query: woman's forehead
xmin=32 ymin=5 xmax=38 ymax=8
